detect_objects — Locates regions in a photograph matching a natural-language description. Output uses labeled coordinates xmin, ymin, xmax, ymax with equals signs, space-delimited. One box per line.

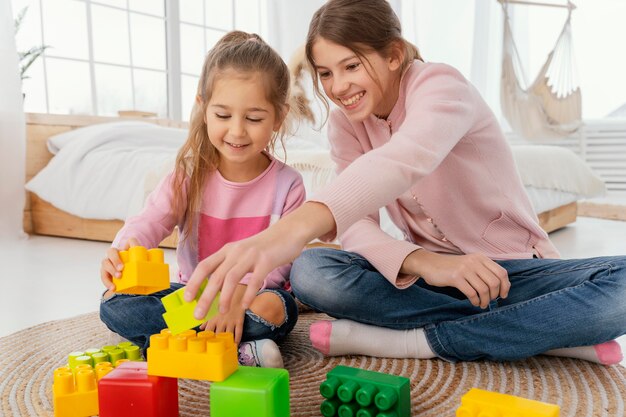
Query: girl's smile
xmin=312 ymin=37 xmax=402 ymax=122
xmin=205 ymin=71 xmax=281 ymax=182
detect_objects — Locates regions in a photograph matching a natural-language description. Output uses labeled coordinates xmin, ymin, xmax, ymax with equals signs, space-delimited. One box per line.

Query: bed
xmin=23 ymin=112 xmax=606 ymax=249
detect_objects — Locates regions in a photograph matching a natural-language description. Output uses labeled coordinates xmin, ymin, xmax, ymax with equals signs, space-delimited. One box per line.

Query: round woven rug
xmin=1 ymin=311 xmax=625 ymax=417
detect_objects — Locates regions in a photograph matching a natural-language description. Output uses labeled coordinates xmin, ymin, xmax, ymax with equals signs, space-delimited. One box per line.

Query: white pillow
xmin=512 ymin=145 xmax=606 ymax=198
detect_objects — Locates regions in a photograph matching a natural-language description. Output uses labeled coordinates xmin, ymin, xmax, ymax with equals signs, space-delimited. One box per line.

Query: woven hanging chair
xmin=500 ymin=2 xmax=582 ymax=141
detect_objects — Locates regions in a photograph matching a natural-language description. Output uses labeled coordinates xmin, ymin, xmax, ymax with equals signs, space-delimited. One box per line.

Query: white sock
xmin=543 ymin=340 xmax=623 ymax=365
xmin=238 ymin=339 xmax=284 ymax=368
xmin=309 ymin=319 xmax=435 ymax=359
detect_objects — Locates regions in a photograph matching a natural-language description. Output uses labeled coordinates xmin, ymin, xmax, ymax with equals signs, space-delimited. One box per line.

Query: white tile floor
xmin=0 ymin=216 xmax=625 ymax=364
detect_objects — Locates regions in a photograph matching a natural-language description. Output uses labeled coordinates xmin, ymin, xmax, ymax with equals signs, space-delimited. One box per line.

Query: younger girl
xmin=99 ymin=31 xmax=305 ymax=368
xmin=184 ymin=0 xmax=626 ymax=366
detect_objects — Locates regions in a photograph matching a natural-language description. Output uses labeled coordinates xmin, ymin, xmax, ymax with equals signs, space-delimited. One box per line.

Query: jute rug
xmin=1 ymin=312 xmax=626 ymax=417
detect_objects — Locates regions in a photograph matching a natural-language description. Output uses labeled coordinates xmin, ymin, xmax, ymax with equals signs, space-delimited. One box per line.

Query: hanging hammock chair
xmin=500 ymin=1 xmax=582 ymax=141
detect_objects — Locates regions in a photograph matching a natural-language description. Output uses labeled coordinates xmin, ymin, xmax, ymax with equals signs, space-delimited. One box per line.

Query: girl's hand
xmin=403 ymin=250 xmax=510 ymax=309
xmin=200 ymin=284 xmax=248 ymax=344
xmin=100 ymin=237 xmax=141 ymax=291
xmin=184 ymin=202 xmax=335 ymax=320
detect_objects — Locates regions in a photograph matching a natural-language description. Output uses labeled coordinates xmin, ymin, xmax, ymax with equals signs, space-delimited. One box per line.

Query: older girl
xmin=185 ymin=1 xmax=625 ymax=365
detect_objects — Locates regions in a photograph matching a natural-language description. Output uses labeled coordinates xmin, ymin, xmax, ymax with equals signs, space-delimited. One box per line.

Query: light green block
xmin=210 ymin=366 xmax=290 ymax=417
xmin=161 ymin=282 xmax=219 ymax=335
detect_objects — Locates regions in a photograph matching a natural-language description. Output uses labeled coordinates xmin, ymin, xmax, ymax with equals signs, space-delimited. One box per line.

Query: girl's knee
xmin=250 ymin=292 xmax=286 ymax=326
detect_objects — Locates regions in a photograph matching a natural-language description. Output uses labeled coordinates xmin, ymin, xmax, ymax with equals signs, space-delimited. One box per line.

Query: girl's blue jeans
xmin=99 ymin=283 xmax=298 ymax=355
xmin=290 ymin=248 xmax=626 ymax=362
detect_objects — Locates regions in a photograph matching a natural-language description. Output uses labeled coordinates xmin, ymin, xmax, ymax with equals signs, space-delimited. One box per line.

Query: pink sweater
xmin=313 ymin=61 xmax=559 ymax=289
xmin=114 ymin=156 xmax=305 ymax=287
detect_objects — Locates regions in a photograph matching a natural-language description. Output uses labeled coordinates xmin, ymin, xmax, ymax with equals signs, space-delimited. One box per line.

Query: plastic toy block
xmin=114 ymin=246 xmax=169 ymax=295
xmin=457 ymin=388 xmax=560 ymax=417
xmin=147 ymin=329 xmax=237 ymax=381
xmin=67 ymin=342 xmax=142 ymax=371
xmin=53 ymin=366 xmax=99 ymax=417
xmin=210 ymin=366 xmax=290 ymax=417
xmin=98 ymin=361 xmax=178 ymax=417
xmin=161 ymin=281 xmax=220 ymax=334
xmin=319 ymin=365 xmax=410 ymax=417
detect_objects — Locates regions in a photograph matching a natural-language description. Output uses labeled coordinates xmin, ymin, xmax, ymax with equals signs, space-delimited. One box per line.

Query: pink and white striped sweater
xmin=113 ymin=156 xmax=305 ymax=287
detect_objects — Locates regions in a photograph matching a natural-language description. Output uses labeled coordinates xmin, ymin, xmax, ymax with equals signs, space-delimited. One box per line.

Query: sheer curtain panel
xmin=0 ymin=0 xmax=26 ymax=239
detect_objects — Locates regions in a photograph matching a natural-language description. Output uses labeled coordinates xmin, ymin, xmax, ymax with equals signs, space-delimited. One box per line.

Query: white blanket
xmin=26 ymin=122 xmax=606 ymax=222
xmin=26 ymin=122 xmax=186 ymax=220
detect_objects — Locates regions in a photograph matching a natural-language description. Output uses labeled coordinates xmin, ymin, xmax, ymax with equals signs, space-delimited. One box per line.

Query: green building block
xmin=210 ymin=366 xmax=290 ymax=417
xmin=67 ymin=342 xmax=142 ymax=371
xmin=319 ymin=365 xmax=410 ymax=417
xmin=161 ymin=281 xmax=220 ymax=335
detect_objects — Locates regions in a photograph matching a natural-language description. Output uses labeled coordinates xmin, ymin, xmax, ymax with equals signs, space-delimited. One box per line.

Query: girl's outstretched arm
xmin=184 ymin=201 xmax=335 ymax=319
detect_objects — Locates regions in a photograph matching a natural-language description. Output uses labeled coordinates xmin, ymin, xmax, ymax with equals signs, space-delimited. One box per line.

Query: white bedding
xmin=26 ymin=122 xmax=606 ymax=228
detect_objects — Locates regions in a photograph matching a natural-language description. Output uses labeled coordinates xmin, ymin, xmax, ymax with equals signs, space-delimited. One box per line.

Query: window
xmin=13 ymin=0 xmax=266 ymax=120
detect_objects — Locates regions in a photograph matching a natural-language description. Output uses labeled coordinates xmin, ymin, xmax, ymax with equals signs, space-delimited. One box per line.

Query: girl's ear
xmin=196 ymin=95 xmax=207 ymax=124
xmin=387 ymin=40 xmax=404 ymax=72
xmin=274 ymin=103 xmax=290 ymax=131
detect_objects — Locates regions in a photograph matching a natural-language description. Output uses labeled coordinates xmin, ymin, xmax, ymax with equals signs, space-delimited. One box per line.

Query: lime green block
xmin=161 ymin=282 xmax=219 ymax=335
xmin=210 ymin=366 xmax=289 ymax=417
xmin=319 ymin=365 xmax=410 ymax=417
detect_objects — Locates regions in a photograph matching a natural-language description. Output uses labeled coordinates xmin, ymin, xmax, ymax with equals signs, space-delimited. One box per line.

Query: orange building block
xmin=53 ymin=366 xmax=100 ymax=417
xmin=114 ymin=246 xmax=169 ymax=295
xmin=457 ymin=388 xmax=560 ymax=417
xmin=147 ymin=329 xmax=238 ymax=381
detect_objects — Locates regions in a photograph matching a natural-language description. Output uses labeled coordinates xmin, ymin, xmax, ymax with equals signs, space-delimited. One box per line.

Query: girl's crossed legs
xmin=290 ymin=248 xmax=626 ymax=364
xmin=99 ymin=284 xmax=298 ymax=367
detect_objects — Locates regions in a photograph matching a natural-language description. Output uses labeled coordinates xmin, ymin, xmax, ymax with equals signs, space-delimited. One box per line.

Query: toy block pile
xmin=53 ymin=342 xmax=143 ymax=417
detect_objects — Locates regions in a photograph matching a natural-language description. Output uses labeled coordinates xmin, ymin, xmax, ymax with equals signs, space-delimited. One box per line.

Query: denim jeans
xmin=100 ymin=283 xmax=298 ymax=355
xmin=290 ymin=248 xmax=626 ymax=362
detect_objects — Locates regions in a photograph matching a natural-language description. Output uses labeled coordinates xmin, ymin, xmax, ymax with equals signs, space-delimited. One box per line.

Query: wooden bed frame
xmin=23 ymin=112 xmax=186 ymax=248
xmin=22 ymin=112 xmax=577 ymax=247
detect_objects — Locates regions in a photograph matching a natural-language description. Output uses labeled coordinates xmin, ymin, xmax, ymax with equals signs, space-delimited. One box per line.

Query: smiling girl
xmin=99 ymin=31 xmax=305 ymax=368
xmin=184 ymin=0 xmax=626 ymax=366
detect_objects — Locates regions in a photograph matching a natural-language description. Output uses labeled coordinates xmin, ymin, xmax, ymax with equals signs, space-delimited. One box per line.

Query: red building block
xmin=98 ymin=361 xmax=178 ymax=417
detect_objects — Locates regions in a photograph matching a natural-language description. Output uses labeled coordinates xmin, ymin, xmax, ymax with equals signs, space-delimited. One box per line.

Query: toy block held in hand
xmin=456 ymin=388 xmax=560 ymax=417
xmin=147 ymin=329 xmax=237 ymax=381
xmin=53 ymin=366 xmax=99 ymax=417
xmin=210 ymin=366 xmax=290 ymax=417
xmin=114 ymin=246 xmax=169 ymax=295
xmin=98 ymin=361 xmax=178 ymax=417
xmin=319 ymin=365 xmax=410 ymax=417
xmin=161 ymin=281 xmax=220 ymax=334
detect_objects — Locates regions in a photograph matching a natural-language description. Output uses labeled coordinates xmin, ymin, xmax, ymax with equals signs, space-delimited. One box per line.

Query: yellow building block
xmin=147 ymin=329 xmax=238 ymax=381
xmin=457 ymin=388 xmax=560 ymax=417
xmin=53 ymin=366 xmax=99 ymax=417
xmin=161 ymin=281 xmax=220 ymax=335
xmin=114 ymin=246 xmax=169 ymax=295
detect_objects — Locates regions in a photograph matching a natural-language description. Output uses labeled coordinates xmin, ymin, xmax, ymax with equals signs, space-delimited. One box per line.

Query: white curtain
xmin=400 ymin=0 xmax=504 ymax=119
xmin=266 ymin=0 xmax=325 ymax=61
xmin=0 ymin=0 xmax=26 ymax=239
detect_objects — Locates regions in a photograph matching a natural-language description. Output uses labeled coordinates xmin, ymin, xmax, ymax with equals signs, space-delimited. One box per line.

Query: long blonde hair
xmin=172 ymin=31 xmax=292 ymax=237
xmin=305 ymin=0 xmax=422 ymax=116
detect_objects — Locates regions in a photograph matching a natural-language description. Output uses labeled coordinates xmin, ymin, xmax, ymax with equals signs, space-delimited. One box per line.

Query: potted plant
xmin=15 ymin=6 xmax=50 ymax=81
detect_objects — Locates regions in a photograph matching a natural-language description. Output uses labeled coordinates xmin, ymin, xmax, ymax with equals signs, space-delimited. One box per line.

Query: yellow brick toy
xmin=53 ymin=366 xmax=99 ymax=417
xmin=114 ymin=246 xmax=169 ymax=295
xmin=147 ymin=329 xmax=238 ymax=381
xmin=457 ymin=388 xmax=560 ymax=417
